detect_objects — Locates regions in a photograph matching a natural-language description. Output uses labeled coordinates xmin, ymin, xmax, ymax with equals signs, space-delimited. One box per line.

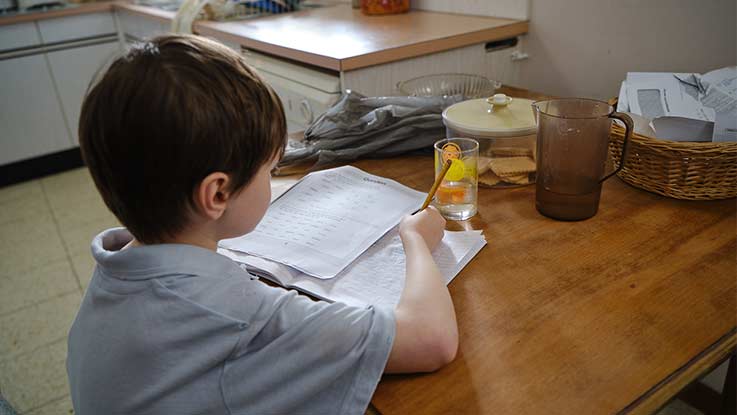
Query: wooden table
xmin=277 ymin=87 xmax=736 ymax=414
xmin=353 ymin=154 xmax=736 ymax=415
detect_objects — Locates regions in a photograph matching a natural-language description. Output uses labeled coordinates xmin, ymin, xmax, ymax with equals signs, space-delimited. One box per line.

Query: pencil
xmin=419 ymin=159 xmax=453 ymax=211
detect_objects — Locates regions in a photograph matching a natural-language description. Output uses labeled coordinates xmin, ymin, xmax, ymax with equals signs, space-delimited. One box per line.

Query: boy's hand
xmin=399 ymin=206 xmax=446 ymax=251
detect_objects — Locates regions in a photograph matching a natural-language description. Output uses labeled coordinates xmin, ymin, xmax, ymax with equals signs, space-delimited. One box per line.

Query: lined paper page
xmin=220 ymin=166 xmax=425 ymax=279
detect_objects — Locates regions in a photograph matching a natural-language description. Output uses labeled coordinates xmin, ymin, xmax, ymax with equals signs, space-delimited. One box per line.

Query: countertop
xmin=194 ymin=5 xmax=528 ymax=71
xmin=1 ymin=1 xmax=528 ymax=71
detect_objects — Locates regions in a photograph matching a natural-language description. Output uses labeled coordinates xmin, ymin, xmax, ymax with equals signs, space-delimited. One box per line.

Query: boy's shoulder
xmin=87 ymin=228 xmax=280 ymax=322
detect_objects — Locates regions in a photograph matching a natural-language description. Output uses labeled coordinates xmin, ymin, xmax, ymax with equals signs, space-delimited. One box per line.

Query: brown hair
xmin=79 ymin=34 xmax=286 ymax=244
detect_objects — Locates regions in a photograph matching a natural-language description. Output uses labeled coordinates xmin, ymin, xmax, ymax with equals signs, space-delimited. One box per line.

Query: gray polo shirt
xmin=67 ymin=228 xmax=395 ymax=415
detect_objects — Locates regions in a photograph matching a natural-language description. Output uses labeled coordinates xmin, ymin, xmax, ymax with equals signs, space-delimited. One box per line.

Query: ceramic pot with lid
xmin=442 ymin=93 xmax=537 ymax=188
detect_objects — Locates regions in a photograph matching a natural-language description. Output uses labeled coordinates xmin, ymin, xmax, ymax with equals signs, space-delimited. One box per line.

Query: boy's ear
xmin=195 ymin=172 xmax=231 ymax=220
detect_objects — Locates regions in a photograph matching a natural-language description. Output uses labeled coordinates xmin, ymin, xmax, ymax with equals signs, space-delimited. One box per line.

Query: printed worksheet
xmin=220 ymin=166 xmax=425 ymax=279
xmin=220 ymin=229 xmax=487 ymax=309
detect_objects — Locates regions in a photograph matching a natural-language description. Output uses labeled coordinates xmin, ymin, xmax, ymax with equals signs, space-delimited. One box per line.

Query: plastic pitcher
xmin=532 ymin=98 xmax=633 ymax=221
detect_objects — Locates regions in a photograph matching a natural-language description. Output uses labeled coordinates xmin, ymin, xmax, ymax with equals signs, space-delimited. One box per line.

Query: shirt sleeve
xmin=221 ymin=282 xmax=395 ymax=415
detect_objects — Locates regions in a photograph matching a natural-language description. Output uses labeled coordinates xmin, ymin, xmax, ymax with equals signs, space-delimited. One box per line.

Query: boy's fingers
xmin=421 ymin=206 xmax=439 ymax=217
xmin=427 ymin=206 xmax=444 ymax=221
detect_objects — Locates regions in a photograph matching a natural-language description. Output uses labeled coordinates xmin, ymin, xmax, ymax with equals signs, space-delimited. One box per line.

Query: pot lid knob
xmin=487 ymin=93 xmax=513 ymax=108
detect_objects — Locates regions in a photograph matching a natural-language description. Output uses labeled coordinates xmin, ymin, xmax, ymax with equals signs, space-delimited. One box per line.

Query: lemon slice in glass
xmin=445 ymin=159 xmax=466 ymax=181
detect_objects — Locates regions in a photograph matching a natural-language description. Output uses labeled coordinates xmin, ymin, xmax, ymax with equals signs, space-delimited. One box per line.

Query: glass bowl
xmin=397 ymin=73 xmax=502 ymax=99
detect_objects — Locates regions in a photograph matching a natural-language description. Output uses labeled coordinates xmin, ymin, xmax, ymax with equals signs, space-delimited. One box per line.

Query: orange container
xmin=360 ymin=0 xmax=410 ymax=15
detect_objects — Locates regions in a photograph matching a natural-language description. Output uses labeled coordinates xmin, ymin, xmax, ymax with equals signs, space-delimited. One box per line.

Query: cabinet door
xmin=0 ymin=55 xmax=73 ymax=165
xmin=37 ymin=12 xmax=117 ymax=44
xmin=259 ymin=71 xmax=340 ymax=134
xmin=46 ymin=41 xmax=121 ymax=144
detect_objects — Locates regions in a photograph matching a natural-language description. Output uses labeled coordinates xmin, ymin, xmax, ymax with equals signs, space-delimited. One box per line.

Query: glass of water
xmin=433 ymin=138 xmax=479 ymax=220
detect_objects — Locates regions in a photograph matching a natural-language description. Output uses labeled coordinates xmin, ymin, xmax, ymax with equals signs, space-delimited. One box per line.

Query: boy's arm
xmin=384 ymin=207 xmax=459 ymax=373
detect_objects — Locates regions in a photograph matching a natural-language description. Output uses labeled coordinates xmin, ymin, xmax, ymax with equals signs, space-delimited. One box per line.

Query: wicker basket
xmin=608 ymin=124 xmax=737 ymax=200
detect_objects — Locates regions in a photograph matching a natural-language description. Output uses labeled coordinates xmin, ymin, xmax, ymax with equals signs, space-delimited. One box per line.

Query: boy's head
xmin=79 ymin=34 xmax=286 ymax=244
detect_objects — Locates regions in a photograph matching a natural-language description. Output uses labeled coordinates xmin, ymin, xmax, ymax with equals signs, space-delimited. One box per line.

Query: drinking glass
xmin=433 ymin=138 xmax=479 ymax=220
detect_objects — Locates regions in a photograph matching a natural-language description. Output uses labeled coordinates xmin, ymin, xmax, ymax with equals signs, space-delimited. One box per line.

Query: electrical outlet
xmin=510 ymin=51 xmax=529 ymax=61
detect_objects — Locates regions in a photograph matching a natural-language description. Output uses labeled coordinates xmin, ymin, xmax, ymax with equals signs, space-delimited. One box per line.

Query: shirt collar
xmin=91 ymin=228 xmax=244 ymax=280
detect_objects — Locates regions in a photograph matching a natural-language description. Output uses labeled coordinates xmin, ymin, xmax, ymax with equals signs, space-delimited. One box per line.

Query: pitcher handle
xmin=600 ymin=111 xmax=633 ymax=183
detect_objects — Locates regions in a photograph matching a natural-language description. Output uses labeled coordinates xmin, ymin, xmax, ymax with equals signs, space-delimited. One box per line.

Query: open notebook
xmin=219 ymin=228 xmax=486 ymax=309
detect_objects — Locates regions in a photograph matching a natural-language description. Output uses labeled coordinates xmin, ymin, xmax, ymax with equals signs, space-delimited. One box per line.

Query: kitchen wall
xmin=410 ymin=0 xmax=529 ymax=20
xmin=516 ymin=0 xmax=736 ymax=99
xmin=343 ymin=0 xmax=734 ymax=99
xmin=335 ymin=0 xmax=529 ymax=19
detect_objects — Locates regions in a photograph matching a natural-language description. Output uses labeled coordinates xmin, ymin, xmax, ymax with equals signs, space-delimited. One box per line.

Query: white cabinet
xmin=243 ymin=48 xmax=341 ymax=134
xmin=0 ymin=10 xmax=122 ymax=166
xmin=261 ymin=71 xmax=340 ymax=133
xmin=37 ymin=12 xmax=117 ymax=43
xmin=0 ymin=54 xmax=73 ymax=165
xmin=46 ymin=41 xmax=120 ymax=144
xmin=0 ymin=22 xmax=41 ymax=51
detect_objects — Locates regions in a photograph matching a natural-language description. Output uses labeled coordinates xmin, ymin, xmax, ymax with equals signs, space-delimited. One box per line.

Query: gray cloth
xmin=67 ymin=228 xmax=395 ymax=415
xmin=276 ymin=91 xmax=462 ymax=175
xmin=0 ymin=395 xmax=18 ymax=415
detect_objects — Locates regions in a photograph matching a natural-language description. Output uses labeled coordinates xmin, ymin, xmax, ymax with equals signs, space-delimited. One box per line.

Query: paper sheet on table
xmin=617 ymin=81 xmax=630 ymax=113
xmin=625 ymin=72 xmax=699 ymax=107
xmin=625 ymin=112 xmax=657 ymax=137
xmin=220 ymin=166 xmax=425 ymax=279
xmin=626 ymin=74 xmax=714 ymax=121
xmin=617 ymin=68 xmax=736 ymax=142
xmin=625 ymin=72 xmax=715 ymax=141
xmin=700 ymin=67 xmax=737 ymax=142
xmin=220 ymin=229 xmax=487 ymax=309
xmin=701 ymin=67 xmax=737 ymax=101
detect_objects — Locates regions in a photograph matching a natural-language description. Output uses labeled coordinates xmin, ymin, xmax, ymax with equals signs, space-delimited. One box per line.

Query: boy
xmin=67 ymin=34 xmax=458 ymax=414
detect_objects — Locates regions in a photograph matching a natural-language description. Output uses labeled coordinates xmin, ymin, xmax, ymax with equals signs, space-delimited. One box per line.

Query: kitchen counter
xmin=195 ymin=5 xmax=528 ymax=71
xmin=2 ymin=2 xmax=528 ymax=72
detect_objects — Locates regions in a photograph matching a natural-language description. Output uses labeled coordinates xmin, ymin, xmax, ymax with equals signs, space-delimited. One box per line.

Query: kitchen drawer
xmin=37 ymin=12 xmax=117 ymax=44
xmin=0 ymin=22 xmax=41 ymax=52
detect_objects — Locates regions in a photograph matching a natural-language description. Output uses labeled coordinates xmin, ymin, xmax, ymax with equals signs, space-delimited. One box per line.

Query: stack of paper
xmin=616 ymin=67 xmax=736 ymax=142
xmin=220 ymin=228 xmax=486 ymax=308
xmin=219 ymin=165 xmax=487 ymax=308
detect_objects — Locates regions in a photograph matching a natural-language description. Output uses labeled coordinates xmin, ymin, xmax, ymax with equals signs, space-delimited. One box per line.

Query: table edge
xmin=621 ymin=326 xmax=737 ymax=415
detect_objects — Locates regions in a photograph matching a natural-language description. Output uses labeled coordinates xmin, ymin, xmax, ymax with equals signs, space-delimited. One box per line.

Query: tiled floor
xmin=0 ymin=167 xmax=727 ymax=414
xmin=0 ymin=167 xmax=118 ymax=414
